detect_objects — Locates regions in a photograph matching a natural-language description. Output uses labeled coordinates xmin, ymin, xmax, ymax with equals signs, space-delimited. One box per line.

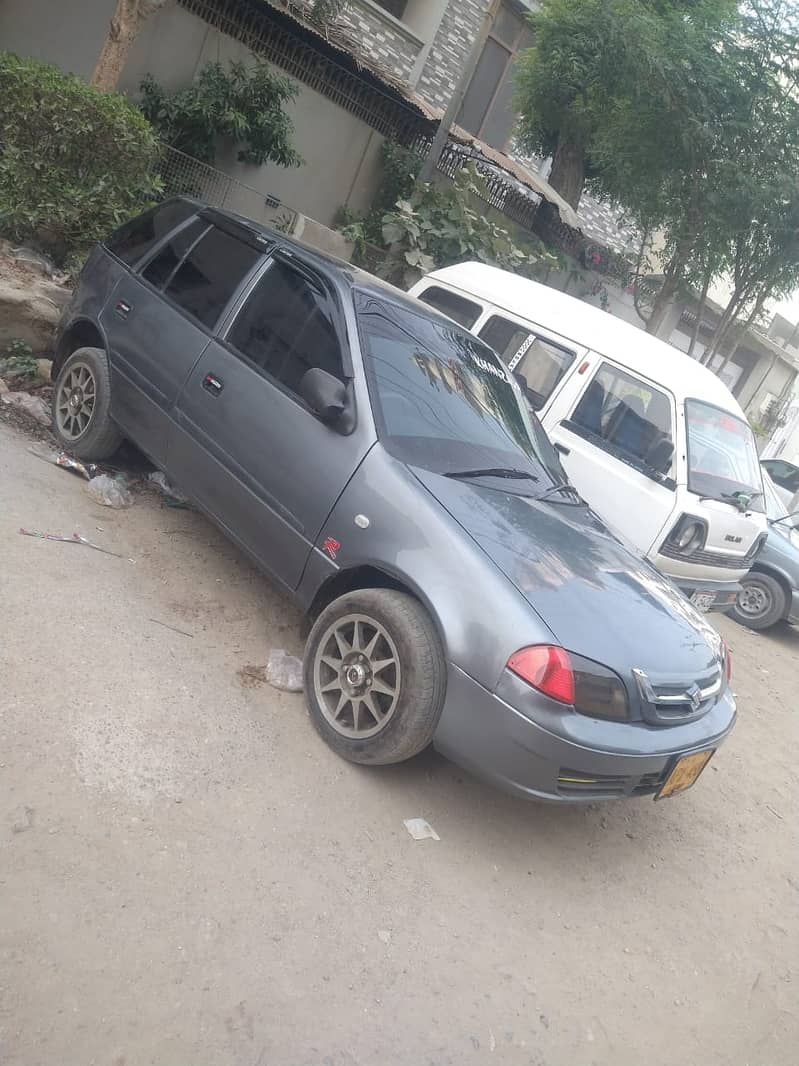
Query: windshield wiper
xmin=444 ymin=467 xmax=539 ymax=482
xmin=533 ymin=482 xmax=584 ymax=505
xmin=702 ymin=489 xmax=764 ymax=511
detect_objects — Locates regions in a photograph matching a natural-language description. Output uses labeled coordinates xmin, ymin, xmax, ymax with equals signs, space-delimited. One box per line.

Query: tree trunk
xmin=687 ymin=270 xmax=711 ymax=358
xmin=646 ymin=270 xmax=680 ymax=337
xmin=91 ymin=0 xmax=166 ymax=92
xmin=547 ymin=136 xmax=586 ymax=210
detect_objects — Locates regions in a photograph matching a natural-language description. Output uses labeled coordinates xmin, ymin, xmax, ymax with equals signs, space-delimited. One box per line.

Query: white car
xmin=410 ymin=263 xmax=768 ymax=612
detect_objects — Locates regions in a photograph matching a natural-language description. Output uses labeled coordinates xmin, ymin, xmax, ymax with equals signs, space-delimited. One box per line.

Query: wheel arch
xmin=53 ymin=318 xmax=107 ymax=379
xmin=305 ymin=564 xmax=447 ymax=653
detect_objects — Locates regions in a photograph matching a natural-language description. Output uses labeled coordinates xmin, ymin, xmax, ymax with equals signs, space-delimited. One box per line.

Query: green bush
xmin=342 ymin=163 xmax=558 ymax=286
xmin=0 ymin=52 xmax=162 ymax=262
xmin=139 ymin=61 xmax=302 ymax=168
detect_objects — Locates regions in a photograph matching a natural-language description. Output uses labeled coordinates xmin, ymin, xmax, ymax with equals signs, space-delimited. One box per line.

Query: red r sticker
xmin=323 ymin=537 xmax=341 ymax=560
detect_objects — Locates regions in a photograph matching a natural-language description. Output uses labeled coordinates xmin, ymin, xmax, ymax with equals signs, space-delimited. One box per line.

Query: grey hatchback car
xmin=51 ymin=198 xmax=736 ymax=802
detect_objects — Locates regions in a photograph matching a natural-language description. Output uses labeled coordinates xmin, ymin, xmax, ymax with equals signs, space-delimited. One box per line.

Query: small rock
xmin=36 ymin=358 xmax=53 ymax=381
xmin=0 ymin=376 xmax=8 ymax=395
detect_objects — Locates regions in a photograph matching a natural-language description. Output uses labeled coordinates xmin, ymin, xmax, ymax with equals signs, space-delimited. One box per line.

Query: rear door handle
xmin=202 ymin=373 xmax=224 ymax=397
xmin=114 ymin=299 xmax=132 ymax=320
xmin=554 ymin=442 xmax=570 ymax=456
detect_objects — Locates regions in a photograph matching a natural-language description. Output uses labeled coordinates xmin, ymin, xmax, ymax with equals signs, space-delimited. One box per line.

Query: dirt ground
xmin=1 ymin=417 xmax=797 ymax=1066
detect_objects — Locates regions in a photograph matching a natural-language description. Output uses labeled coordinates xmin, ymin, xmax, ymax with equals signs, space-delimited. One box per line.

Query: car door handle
xmin=202 ymin=373 xmax=224 ymax=397
xmin=114 ymin=299 xmax=132 ymax=320
xmin=554 ymin=442 xmax=570 ymax=456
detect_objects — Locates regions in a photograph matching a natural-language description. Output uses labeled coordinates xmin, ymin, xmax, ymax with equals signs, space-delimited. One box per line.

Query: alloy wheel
xmin=313 ymin=613 xmax=401 ymax=738
xmin=55 ymin=361 xmax=97 ymax=441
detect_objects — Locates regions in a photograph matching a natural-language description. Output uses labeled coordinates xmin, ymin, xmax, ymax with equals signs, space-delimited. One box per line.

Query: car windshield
xmin=355 ymin=291 xmax=565 ymax=488
xmin=685 ymin=399 xmax=765 ymax=513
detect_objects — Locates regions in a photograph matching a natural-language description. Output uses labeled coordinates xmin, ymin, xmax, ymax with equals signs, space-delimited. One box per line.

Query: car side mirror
xmin=300 ymin=368 xmax=347 ymax=424
xmin=647 ymin=437 xmax=674 ymax=474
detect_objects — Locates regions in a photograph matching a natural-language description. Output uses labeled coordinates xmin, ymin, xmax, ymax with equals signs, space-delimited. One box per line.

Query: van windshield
xmin=355 ymin=291 xmax=565 ymax=488
xmin=686 ymin=400 xmax=765 ymax=513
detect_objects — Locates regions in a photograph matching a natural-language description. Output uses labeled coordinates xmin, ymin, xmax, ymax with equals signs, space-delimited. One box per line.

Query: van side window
xmin=226 ymin=259 xmax=344 ymax=398
xmin=105 ymin=199 xmax=198 ymax=266
xmin=163 ymin=226 xmax=262 ymax=329
xmin=416 ymin=286 xmax=482 ymax=328
xmin=570 ymin=363 xmax=674 ymax=473
xmin=479 ymin=315 xmax=574 ymax=411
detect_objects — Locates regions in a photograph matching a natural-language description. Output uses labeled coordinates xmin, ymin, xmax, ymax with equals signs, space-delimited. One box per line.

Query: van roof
xmin=426 ymin=262 xmax=746 ymax=417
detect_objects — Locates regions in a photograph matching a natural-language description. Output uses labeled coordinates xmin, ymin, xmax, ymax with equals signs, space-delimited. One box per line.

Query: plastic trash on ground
xmin=86 ymin=474 xmax=134 ymax=509
xmin=56 ymin=453 xmax=96 ymax=480
xmin=404 ymin=818 xmax=440 ymax=841
xmin=148 ymin=470 xmax=190 ymax=507
xmin=265 ymin=649 xmax=304 ymax=692
xmin=1 ymin=390 xmax=50 ymax=425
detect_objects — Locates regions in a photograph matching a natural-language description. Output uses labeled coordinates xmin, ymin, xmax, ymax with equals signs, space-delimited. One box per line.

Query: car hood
xmin=413 ymin=469 xmax=723 ymax=679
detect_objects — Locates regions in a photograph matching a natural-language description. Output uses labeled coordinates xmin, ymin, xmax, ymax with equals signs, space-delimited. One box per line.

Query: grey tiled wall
xmin=416 ymin=0 xmax=491 ymax=109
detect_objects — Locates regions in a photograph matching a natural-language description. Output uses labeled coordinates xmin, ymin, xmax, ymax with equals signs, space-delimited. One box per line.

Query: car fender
xmin=296 ymin=446 xmax=556 ymax=692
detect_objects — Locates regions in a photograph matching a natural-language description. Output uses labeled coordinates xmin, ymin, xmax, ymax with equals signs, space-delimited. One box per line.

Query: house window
xmin=458 ymin=1 xmax=534 ymax=151
xmin=372 ymin=0 xmax=408 ymax=19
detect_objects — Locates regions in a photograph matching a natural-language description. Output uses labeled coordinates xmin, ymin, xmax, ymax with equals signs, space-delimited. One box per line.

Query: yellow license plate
xmin=655 ymin=750 xmax=715 ymax=800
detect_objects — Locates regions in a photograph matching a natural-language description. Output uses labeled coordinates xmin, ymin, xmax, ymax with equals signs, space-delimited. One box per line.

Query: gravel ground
xmin=1 ymin=417 xmax=797 ymax=1066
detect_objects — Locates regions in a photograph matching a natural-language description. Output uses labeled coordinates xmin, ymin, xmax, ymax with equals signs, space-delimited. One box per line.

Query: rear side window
xmin=226 ymin=259 xmax=343 ymax=397
xmin=163 ymin=227 xmax=262 ymax=329
xmin=479 ymin=315 xmax=574 ymax=411
xmin=141 ymin=219 xmax=208 ymax=288
xmin=105 ymin=200 xmax=198 ymax=266
xmin=416 ymin=286 xmax=482 ymax=328
xmin=570 ymin=362 xmax=674 ymax=473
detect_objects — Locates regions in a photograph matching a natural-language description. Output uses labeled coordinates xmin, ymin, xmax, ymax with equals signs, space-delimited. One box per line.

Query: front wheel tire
xmin=304 ymin=589 xmax=446 ymax=765
xmin=730 ymin=572 xmax=786 ymax=630
xmin=52 ymin=346 xmax=123 ymax=460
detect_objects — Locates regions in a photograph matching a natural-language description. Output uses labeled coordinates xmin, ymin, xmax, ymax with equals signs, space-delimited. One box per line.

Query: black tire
xmin=304 ymin=589 xmax=446 ymax=765
xmin=730 ymin=571 xmax=787 ymax=631
xmin=52 ymin=346 xmax=123 ymax=460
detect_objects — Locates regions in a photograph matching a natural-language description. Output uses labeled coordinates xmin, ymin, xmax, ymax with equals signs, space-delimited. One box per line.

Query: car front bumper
xmin=433 ymin=664 xmax=737 ymax=803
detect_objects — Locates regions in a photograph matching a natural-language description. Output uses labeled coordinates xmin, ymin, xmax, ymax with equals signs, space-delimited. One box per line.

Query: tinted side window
xmin=105 ymin=200 xmax=197 ymax=266
xmin=164 ymin=227 xmax=262 ymax=329
xmin=571 ymin=363 xmax=674 ymax=470
xmin=226 ymin=260 xmax=343 ymax=397
xmin=764 ymin=460 xmax=799 ymax=492
xmin=141 ymin=219 xmax=208 ymax=288
xmin=417 ymin=286 xmax=482 ymax=328
xmin=479 ymin=315 xmax=574 ymax=411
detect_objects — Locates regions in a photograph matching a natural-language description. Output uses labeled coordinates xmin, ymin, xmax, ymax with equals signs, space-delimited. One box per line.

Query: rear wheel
xmin=730 ymin=572 xmax=786 ymax=630
xmin=52 ymin=346 xmax=123 ymax=460
xmin=304 ymin=589 xmax=446 ymax=765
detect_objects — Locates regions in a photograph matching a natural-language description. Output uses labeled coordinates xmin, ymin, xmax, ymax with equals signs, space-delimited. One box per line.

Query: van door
xmin=547 ymin=360 xmax=678 ymax=554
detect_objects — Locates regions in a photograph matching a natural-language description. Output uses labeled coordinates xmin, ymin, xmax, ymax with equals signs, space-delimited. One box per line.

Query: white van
xmin=409 ymin=262 xmax=768 ymax=611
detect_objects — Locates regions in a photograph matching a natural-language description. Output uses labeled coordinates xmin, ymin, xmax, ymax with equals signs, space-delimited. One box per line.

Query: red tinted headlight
xmin=507 ymin=645 xmax=574 ymax=704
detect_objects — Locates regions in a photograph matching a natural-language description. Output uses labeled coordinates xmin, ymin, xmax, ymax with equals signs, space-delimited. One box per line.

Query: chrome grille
xmin=634 ymin=666 xmax=723 ymax=723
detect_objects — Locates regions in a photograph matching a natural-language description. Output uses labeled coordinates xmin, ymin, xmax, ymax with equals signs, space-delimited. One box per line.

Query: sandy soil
xmin=1 ymin=418 xmax=797 ymax=1066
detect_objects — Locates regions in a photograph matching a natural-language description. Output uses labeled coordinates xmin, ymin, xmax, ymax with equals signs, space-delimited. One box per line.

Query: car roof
xmin=425 ymin=261 xmax=747 ymax=416
xmin=180 ymin=198 xmax=455 ymax=323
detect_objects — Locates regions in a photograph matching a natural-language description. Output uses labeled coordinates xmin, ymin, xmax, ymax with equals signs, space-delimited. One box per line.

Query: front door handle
xmin=554 ymin=442 xmax=570 ymax=456
xmin=202 ymin=373 xmax=224 ymax=397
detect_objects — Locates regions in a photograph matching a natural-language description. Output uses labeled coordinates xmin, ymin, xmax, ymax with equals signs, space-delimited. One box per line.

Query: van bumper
xmin=670 ymin=576 xmax=741 ymax=612
xmin=649 ymin=555 xmax=743 ymax=612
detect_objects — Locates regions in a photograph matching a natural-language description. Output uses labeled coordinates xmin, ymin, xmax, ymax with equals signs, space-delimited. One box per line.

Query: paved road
xmin=1 ymin=419 xmax=797 ymax=1066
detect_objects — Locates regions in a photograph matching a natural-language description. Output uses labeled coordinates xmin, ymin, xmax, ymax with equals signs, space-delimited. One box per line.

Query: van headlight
xmin=665 ymin=515 xmax=708 ymax=556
